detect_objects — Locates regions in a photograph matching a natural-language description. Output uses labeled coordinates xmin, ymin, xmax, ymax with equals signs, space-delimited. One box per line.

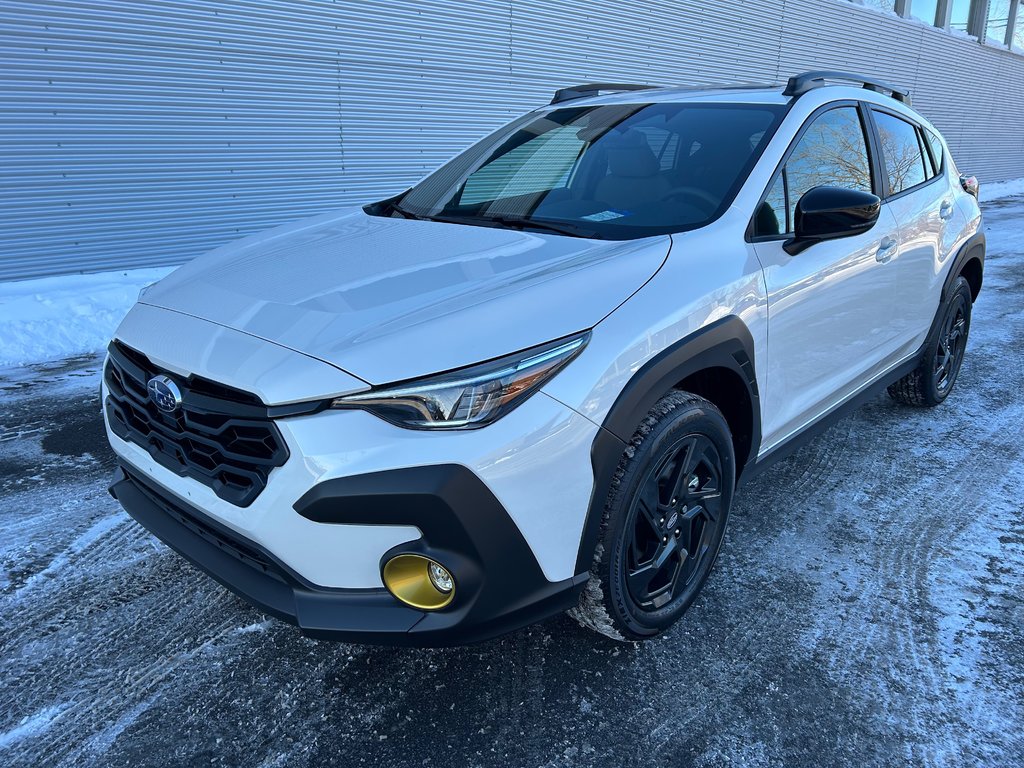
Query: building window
xmin=988 ymin=0 xmax=1012 ymax=43
xmin=911 ymin=0 xmax=940 ymax=24
xmin=860 ymin=0 xmax=898 ymax=11
xmin=1013 ymin=1 xmax=1024 ymax=49
xmin=947 ymin=0 xmax=974 ymax=32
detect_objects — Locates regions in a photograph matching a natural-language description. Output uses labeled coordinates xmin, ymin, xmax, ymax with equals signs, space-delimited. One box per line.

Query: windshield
xmin=369 ymin=101 xmax=787 ymax=239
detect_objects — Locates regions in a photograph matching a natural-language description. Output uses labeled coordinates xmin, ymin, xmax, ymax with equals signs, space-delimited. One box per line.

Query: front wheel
xmin=888 ymin=275 xmax=972 ymax=407
xmin=570 ymin=391 xmax=735 ymax=641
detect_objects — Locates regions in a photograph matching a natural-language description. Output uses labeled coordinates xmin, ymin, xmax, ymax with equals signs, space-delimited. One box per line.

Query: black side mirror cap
xmin=783 ymin=186 xmax=881 ymax=255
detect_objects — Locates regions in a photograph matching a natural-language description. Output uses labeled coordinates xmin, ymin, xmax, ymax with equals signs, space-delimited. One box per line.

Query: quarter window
xmin=753 ymin=106 xmax=872 ymax=237
xmin=872 ymin=110 xmax=928 ymax=194
xmin=924 ymin=129 xmax=945 ymax=174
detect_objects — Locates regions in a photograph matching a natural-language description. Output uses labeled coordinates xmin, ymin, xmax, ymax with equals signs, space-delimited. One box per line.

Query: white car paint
xmin=104 ymin=377 xmax=597 ymax=585
xmin=105 ymin=83 xmax=981 ymax=595
xmin=141 ymin=209 xmax=671 ymax=384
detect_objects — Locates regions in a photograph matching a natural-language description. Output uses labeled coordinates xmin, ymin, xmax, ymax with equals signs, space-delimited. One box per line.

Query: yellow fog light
xmin=382 ymin=554 xmax=455 ymax=610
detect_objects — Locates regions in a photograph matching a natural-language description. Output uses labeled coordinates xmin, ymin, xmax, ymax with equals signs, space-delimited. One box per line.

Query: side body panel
xmin=541 ymin=206 xmax=768 ymax=437
xmin=881 ymin=172 xmax=966 ymax=352
xmin=752 ymin=205 xmax=904 ymax=451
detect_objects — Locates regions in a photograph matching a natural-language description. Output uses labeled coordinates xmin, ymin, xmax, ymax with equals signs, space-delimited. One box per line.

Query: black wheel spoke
xmin=663 ymin=437 xmax=697 ymax=505
xmin=636 ymin=484 xmax=663 ymax=534
xmin=622 ymin=430 xmax=727 ymax=610
xmin=933 ymin=295 xmax=969 ymax=395
xmin=627 ymin=562 xmax=659 ymax=596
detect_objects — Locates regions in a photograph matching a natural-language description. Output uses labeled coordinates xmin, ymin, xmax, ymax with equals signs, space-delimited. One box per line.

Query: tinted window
xmin=755 ymin=172 xmax=787 ymax=236
xmin=754 ymin=106 xmax=872 ymax=237
xmin=925 ymin=129 xmax=945 ymax=174
xmin=389 ymin=103 xmax=786 ymax=240
xmin=918 ymin=129 xmax=939 ymax=179
xmin=873 ymin=111 xmax=928 ymax=194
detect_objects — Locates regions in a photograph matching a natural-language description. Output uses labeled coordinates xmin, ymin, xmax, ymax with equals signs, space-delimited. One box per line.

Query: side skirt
xmin=739 ymin=347 xmax=924 ymax=485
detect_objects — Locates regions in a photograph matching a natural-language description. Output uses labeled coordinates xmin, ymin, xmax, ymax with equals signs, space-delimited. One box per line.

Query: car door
xmin=868 ymin=108 xmax=962 ymax=352
xmin=750 ymin=102 xmax=904 ymax=453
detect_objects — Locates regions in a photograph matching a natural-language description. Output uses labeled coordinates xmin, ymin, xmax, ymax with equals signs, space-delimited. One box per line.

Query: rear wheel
xmin=570 ymin=391 xmax=735 ymax=641
xmin=888 ymin=275 xmax=972 ymax=407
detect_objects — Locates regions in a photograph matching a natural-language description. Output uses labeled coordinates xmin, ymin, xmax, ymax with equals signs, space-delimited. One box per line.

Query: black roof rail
xmin=550 ymin=83 xmax=656 ymax=105
xmin=783 ymin=70 xmax=912 ymax=105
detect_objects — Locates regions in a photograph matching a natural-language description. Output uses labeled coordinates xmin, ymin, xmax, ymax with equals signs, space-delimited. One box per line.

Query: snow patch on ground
xmin=0 ymin=267 xmax=175 ymax=369
xmin=980 ymin=176 xmax=1024 ymax=203
xmin=0 ymin=705 xmax=66 ymax=752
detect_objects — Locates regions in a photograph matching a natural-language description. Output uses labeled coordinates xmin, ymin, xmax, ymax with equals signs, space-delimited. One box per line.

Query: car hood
xmin=142 ymin=208 xmax=670 ymax=384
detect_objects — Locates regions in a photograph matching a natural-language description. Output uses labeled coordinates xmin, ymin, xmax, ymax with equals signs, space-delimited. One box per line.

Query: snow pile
xmin=0 ymin=267 xmax=175 ymax=368
xmin=979 ymin=177 xmax=1024 ymax=203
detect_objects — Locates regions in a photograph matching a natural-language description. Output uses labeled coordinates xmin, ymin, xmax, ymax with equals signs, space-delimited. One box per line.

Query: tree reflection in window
xmin=785 ymin=107 xmax=873 ymax=226
xmin=872 ymin=110 xmax=928 ymax=193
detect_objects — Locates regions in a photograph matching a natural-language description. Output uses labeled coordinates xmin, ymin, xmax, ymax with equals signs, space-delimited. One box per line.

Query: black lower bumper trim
xmin=110 ymin=465 xmax=584 ymax=646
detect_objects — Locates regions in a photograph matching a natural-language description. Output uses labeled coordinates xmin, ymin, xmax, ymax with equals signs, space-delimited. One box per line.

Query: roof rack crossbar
xmin=783 ymin=70 xmax=912 ymax=105
xmin=550 ymin=83 xmax=656 ymax=105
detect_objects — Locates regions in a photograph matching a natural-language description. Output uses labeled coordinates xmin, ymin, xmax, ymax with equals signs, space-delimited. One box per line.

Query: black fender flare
xmin=943 ymin=231 xmax=985 ymax=302
xmin=574 ymin=315 xmax=761 ymax=574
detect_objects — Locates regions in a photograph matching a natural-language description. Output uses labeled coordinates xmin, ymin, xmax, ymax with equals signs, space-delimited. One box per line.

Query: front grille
xmin=104 ymin=341 xmax=288 ymax=507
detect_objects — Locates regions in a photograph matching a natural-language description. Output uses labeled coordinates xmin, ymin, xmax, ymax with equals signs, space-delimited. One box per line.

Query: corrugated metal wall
xmin=2 ymin=0 xmax=1022 ymax=280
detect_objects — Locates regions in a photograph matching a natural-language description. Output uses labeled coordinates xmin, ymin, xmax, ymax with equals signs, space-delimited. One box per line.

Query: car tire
xmin=570 ymin=390 xmax=735 ymax=641
xmin=888 ymin=275 xmax=972 ymax=407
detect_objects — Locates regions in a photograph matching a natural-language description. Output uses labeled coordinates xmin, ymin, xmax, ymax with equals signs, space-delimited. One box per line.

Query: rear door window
xmin=872 ymin=110 xmax=929 ymax=194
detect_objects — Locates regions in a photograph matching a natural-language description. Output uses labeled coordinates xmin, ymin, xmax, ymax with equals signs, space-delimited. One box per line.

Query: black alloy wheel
xmin=570 ymin=390 xmax=735 ymax=641
xmin=623 ymin=434 xmax=725 ymax=611
xmin=887 ymin=275 xmax=973 ymax=407
xmin=934 ymin=290 xmax=969 ymax=396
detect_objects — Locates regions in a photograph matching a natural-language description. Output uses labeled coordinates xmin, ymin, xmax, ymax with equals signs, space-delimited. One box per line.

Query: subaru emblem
xmin=147 ymin=374 xmax=183 ymax=414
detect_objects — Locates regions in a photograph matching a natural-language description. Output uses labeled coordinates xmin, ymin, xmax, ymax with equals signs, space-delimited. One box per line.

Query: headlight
xmin=331 ymin=331 xmax=590 ymax=429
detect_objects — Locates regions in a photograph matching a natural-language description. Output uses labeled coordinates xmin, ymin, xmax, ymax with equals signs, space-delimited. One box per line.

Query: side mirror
xmin=959 ymin=174 xmax=979 ymax=198
xmin=784 ymin=186 xmax=881 ymax=255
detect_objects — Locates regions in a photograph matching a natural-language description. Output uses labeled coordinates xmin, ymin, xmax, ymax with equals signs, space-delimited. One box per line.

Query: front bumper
xmin=110 ymin=464 xmax=587 ymax=646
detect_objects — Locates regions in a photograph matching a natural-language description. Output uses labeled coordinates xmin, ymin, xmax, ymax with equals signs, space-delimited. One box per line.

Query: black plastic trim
xmin=784 ymin=70 xmax=911 ymax=105
xmin=942 ymin=231 xmax=986 ymax=302
xmin=104 ymin=342 xmax=289 ymax=507
xmin=742 ymin=353 xmax=921 ymax=482
xmin=293 ymin=465 xmax=585 ymax=643
xmin=550 ymin=82 xmax=656 ymax=104
xmin=575 ymin=316 xmax=760 ymax=573
xmin=112 ymin=464 xmax=583 ymax=646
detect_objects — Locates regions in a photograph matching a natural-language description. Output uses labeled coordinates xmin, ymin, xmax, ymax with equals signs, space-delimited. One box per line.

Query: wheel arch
xmin=575 ymin=315 xmax=761 ymax=574
xmin=945 ymin=231 xmax=985 ymax=303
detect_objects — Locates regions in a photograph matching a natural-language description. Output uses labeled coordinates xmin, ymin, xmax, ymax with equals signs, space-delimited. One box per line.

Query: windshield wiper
xmin=426 ymin=213 xmax=594 ymax=239
xmin=387 ymin=201 xmax=426 ymax=220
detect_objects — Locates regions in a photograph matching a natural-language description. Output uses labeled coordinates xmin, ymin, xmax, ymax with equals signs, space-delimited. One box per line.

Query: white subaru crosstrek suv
xmin=105 ymin=71 xmax=984 ymax=644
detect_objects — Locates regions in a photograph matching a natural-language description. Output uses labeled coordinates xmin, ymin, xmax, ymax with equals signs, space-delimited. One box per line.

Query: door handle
xmin=939 ymin=200 xmax=955 ymax=220
xmin=875 ymin=236 xmax=897 ymax=263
